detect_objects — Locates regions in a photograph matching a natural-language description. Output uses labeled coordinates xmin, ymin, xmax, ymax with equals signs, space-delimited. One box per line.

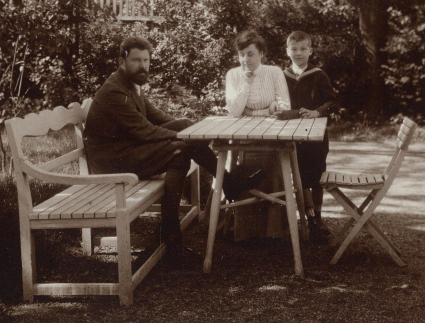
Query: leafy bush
xmin=382 ymin=3 xmax=425 ymax=116
xmin=1 ymin=0 xmax=424 ymax=125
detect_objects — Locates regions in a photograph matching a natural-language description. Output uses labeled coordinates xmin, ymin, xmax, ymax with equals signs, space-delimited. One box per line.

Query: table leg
xmin=203 ymin=150 xmax=228 ymax=274
xmin=279 ymin=151 xmax=304 ymax=277
xmin=289 ymin=144 xmax=308 ymax=241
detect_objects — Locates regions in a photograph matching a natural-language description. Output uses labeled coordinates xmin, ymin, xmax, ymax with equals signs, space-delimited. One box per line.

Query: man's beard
xmin=128 ymin=68 xmax=149 ymax=85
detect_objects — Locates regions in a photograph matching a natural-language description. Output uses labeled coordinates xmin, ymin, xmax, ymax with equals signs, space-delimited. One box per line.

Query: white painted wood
xmin=321 ymin=117 xmax=417 ymax=267
xmin=6 ymin=99 xmax=201 ymax=306
xmin=279 ymin=150 xmax=304 ymax=277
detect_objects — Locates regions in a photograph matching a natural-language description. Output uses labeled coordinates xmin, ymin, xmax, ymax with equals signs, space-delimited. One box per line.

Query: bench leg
xmin=21 ymin=227 xmax=36 ymax=302
xmin=81 ymin=228 xmax=93 ymax=256
xmin=115 ymin=184 xmax=133 ymax=306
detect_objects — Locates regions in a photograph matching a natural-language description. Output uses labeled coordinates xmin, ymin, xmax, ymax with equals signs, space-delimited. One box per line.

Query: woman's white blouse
xmin=225 ymin=64 xmax=291 ymax=117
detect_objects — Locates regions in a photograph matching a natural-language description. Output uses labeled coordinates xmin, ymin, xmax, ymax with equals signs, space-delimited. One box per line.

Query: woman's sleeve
xmin=225 ymin=69 xmax=251 ymax=117
xmin=274 ymin=67 xmax=291 ymax=111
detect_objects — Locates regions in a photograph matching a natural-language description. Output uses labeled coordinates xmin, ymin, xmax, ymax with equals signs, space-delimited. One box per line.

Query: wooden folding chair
xmin=320 ymin=117 xmax=417 ymax=266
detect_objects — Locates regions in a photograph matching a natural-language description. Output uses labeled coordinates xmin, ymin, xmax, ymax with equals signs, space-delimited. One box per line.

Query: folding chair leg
xmin=366 ymin=220 xmax=402 ymax=257
xmin=331 ymin=215 xmax=406 ymax=267
xmin=328 ymin=187 xmax=406 ymax=267
xmin=330 ymin=211 xmax=373 ymax=265
xmin=330 ymin=217 xmax=355 ymax=247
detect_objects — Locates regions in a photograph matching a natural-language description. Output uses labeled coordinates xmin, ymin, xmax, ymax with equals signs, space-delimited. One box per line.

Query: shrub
xmin=382 ymin=3 xmax=425 ymax=116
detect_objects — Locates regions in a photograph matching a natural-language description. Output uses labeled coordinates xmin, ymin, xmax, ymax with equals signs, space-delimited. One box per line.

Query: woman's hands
xmin=268 ymin=101 xmax=279 ymax=115
xmin=244 ymin=71 xmax=255 ymax=85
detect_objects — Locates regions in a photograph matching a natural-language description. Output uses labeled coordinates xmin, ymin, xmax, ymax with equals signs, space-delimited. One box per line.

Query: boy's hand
xmin=273 ymin=110 xmax=301 ymax=120
xmin=299 ymin=108 xmax=320 ymax=119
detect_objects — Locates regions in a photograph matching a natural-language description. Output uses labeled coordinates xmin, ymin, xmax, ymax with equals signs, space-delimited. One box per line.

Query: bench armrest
xmin=21 ymin=159 xmax=139 ymax=186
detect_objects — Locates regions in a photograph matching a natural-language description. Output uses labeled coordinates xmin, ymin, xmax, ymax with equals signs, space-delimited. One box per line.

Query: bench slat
xmin=62 ymin=184 xmax=116 ymax=219
xmin=92 ymin=180 xmax=156 ymax=218
xmin=46 ymin=184 xmax=111 ymax=219
xmin=31 ymin=184 xmax=97 ymax=220
xmin=106 ymin=179 xmax=165 ymax=217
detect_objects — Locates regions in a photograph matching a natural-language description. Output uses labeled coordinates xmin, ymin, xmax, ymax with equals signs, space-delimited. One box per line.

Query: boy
xmin=276 ymin=31 xmax=337 ymax=244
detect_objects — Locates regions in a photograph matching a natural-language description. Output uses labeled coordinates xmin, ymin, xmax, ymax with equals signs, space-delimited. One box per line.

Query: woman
xmin=225 ymin=30 xmax=291 ymax=242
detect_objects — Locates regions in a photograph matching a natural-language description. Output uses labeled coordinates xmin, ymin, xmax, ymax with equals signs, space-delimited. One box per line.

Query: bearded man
xmin=83 ymin=36 xmax=264 ymax=256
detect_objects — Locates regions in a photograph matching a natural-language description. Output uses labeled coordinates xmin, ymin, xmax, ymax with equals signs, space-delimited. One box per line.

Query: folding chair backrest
xmin=383 ymin=117 xmax=417 ymax=183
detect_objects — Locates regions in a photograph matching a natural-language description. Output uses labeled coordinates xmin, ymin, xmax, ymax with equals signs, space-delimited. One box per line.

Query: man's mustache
xmin=137 ymin=68 xmax=149 ymax=74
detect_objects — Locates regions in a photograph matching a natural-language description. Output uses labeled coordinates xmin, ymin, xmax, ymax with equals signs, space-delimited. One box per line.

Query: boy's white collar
xmin=292 ymin=64 xmax=307 ymax=76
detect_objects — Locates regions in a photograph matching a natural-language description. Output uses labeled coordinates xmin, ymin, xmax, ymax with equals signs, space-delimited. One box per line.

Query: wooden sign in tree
xmin=95 ymin=0 xmax=164 ymax=22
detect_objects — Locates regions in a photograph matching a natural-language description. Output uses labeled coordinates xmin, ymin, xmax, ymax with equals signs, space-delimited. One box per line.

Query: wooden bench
xmin=5 ymin=98 xmax=200 ymax=306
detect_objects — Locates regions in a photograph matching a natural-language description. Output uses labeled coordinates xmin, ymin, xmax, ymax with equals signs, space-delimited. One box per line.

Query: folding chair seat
xmin=320 ymin=117 xmax=417 ymax=267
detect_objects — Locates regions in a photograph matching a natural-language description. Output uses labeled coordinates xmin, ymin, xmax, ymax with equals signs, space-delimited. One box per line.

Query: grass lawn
xmin=1 ymin=119 xmax=424 ymax=322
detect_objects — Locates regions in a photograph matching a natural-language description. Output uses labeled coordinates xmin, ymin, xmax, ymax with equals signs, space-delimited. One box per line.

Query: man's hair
xmin=119 ymin=36 xmax=153 ymax=59
xmin=234 ymin=30 xmax=267 ymax=55
xmin=286 ymin=31 xmax=312 ymax=47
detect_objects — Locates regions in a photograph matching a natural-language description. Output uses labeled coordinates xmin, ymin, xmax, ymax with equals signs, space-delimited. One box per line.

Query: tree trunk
xmin=348 ymin=0 xmax=389 ymax=117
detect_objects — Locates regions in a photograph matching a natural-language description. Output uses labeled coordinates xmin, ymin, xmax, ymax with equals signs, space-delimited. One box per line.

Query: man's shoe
xmin=163 ymin=240 xmax=202 ymax=270
xmin=222 ymin=169 xmax=266 ymax=202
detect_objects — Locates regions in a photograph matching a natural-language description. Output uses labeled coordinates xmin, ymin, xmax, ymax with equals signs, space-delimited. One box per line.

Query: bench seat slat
xmin=31 ymin=184 xmax=97 ymax=219
xmin=61 ymin=184 xmax=116 ymax=219
xmin=106 ymin=179 xmax=166 ymax=217
xmin=45 ymin=184 xmax=111 ymax=219
xmin=75 ymin=183 xmax=148 ymax=218
xmin=92 ymin=180 xmax=156 ymax=218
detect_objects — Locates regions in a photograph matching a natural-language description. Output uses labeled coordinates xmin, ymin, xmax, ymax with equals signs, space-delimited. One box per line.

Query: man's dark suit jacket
xmin=84 ymin=68 xmax=186 ymax=179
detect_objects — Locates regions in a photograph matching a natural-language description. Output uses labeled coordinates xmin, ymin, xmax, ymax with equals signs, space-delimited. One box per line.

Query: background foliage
xmin=1 ymin=0 xmax=424 ymax=125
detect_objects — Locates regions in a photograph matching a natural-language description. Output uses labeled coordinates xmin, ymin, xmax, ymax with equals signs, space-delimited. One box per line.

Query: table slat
xmin=187 ymin=116 xmax=235 ymax=139
xmin=233 ymin=117 xmax=266 ymax=139
xmin=293 ymin=118 xmax=314 ymax=141
xmin=217 ymin=117 xmax=253 ymax=139
xmin=246 ymin=118 xmax=276 ymax=139
xmin=277 ymin=119 xmax=302 ymax=140
xmin=263 ymin=119 xmax=289 ymax=140
xmin=308 ymin=118 xmax=328 ymax=141
xmin=177 ymin=116 xmax=219 ymax=139
xmin=203 ymin=117 xmax=240 ymax=139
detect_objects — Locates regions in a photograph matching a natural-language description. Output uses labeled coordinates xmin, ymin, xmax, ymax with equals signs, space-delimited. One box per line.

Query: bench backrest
xmin=5 ymin=99 xmax=92 ymax=211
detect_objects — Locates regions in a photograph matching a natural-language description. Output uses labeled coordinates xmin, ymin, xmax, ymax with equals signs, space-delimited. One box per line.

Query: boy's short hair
xmin=234 ymin=30 xmax=267 ymax=55
xmin=286 ymin=31 xmax=312 ymax=47
xmin=119 ymin=36 xmax=153 ymax=59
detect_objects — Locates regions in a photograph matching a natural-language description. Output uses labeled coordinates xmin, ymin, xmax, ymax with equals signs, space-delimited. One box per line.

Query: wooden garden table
xmin=177 ymin=116 xmax=328 ymax=277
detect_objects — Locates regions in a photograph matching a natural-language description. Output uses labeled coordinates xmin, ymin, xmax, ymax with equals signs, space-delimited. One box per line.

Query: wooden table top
xmin=177 ymin=116 xmax=327 ymax=141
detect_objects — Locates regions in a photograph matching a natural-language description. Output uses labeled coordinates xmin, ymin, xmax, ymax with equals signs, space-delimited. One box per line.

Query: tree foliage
xmin=0 ymin=0 xmax=424 ymax=125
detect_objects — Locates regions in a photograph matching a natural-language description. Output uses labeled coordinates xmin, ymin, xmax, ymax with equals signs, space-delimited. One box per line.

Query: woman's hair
xmin=286 ymin=31 xmax=312 ymax=47
xmin=234 ymin=30 xmax=267 ymax=55
xmin=119 ymin=36 xmax=153 ymax=59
